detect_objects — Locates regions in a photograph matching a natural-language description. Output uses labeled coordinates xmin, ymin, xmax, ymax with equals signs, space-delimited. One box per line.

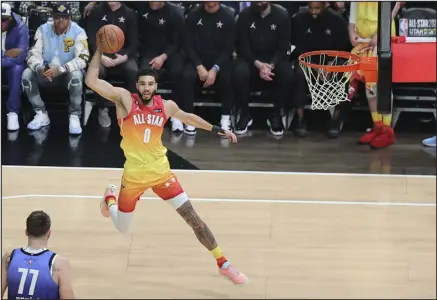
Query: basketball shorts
xmin=117 ymin=168 xmax=189 ymax=213
xmin=351 ymin=43 xmax=377 ymax=99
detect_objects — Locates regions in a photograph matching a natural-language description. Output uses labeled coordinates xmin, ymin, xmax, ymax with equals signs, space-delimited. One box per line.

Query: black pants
xmin=232 ymin=58 xmax=293 ymax=115
xmin=180 ymin=60 xmax=234 ymax=115
xmin=292 ymin=60 xmax=310 ymax=109
xmin=97 ymin=58 xmax=138 ymax=108
xmin=139 ymin=52 xmax=184 ymax=105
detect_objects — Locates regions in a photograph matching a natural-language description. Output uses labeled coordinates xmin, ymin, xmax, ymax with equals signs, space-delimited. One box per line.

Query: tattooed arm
xmin=176 ymin=201 xmax=218 ymax=251
xmin=1 ymin=251 xmax=12 ymax=298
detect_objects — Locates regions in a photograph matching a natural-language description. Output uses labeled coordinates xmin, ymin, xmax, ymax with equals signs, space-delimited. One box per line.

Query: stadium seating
xmin=2 ymin=2 xmax=435 ymax=130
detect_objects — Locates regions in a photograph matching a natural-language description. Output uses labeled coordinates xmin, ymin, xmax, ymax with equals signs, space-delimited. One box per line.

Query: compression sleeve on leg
xmin=109 ymin=204 xmax=133 ymax=233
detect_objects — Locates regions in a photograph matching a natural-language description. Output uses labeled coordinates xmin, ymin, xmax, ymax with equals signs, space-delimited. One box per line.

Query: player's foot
xmin=218 ymin=262 xmax=248 ymax=286
xmin=358 ymin=122 xmax=382 ymax=144
xmin=370 ymin=125 xmax=395 ymax=149
xmin=100 ymin=184 xmax=117 ymax=218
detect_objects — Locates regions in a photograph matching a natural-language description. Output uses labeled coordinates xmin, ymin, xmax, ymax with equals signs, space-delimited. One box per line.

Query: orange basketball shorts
xmin=117 ymin=169 xmax=189 ymax=213
xmin=351 ymin=43 xmax=377 ymax=98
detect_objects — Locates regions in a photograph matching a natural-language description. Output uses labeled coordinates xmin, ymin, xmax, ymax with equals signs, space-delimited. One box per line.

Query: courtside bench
xmin=2 ymin=76 xmax=435 ymax=130
xmin=82 ymin=81 xmax=436 ymax=129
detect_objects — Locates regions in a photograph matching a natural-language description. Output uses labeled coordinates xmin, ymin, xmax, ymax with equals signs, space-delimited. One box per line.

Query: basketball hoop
xmin=298 ymin=50 xmax=378 ymax=110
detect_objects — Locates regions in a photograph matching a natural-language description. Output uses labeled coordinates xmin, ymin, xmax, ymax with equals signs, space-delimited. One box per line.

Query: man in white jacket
xmin=22 ymin=2 xmax=89 ymax=135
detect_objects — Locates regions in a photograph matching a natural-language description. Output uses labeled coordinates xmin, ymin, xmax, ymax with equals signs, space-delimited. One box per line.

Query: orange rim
xmin=298 ymin=50 xmax=377 ymax=73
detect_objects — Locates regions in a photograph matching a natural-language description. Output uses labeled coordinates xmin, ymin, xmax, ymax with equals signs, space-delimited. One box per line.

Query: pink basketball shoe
xmin=100 ymin=184 xmax=117 ymax=218
xmin=219 ymin=262 xmax=248 ymax=286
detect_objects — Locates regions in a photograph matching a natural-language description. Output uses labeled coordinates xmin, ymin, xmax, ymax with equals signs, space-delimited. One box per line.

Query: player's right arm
xmin=84 ymin=49 xmax=132 ymax=116
xmin=1 ymin=251 xmax=12 ymax=298
xmin=53 ymin=256 xmax=75 ymax=299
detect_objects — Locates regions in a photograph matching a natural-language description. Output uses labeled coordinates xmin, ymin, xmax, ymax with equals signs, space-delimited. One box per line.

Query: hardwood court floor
xmin=2 ymin=166 xmax=436 ymax=299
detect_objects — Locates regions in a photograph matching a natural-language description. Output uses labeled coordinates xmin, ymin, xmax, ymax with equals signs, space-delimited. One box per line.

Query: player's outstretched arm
xmin=85 ymin=49 xmax=129 ymax=104
xmin=54 ymin=256 xmax=75 ymax=299
xmin=1 ymin=251 xmax=12 ymax=298
xmin=165 ymin=100 xmax=237 ymax=143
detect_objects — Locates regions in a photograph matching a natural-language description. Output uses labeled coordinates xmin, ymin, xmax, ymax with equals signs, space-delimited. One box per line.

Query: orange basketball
xmin=96 ymin=25 xmax=125 ymax=54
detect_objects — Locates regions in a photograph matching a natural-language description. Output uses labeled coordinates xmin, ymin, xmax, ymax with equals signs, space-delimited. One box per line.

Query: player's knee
xmin=165 ymin=192 xmax=189 ymax=209
xmin=118 ymin=204 xmax=135 ymax=214
xmin=115 ymin=210 xmax=133 ymax=233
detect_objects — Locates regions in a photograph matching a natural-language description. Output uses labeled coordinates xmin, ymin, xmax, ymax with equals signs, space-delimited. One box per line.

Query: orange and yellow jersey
xmin=117 ymin=94 xmax=171 ymax=184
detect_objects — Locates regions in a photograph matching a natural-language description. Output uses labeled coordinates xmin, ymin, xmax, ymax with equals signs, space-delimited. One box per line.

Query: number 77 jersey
xmin=7 ymin=248 xmax=59 ymax=300
xmin=118 ymin=94 xmax=170 ymax=168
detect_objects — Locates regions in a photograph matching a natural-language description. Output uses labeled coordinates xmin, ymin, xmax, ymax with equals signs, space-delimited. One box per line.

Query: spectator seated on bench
xmin=137 ymin=1 xmax=185 ymax=133
xmin=87 ymin=1 xmax=138 ymax=128
xmin=1 ymin=3 xmax=29 ymax=131
xmin=290 ymin=2 xmax=351 ymax=138
xmin=21 ymin=2 xmax=89 ymax=135
xmin=233 ymin=2 xmax=293 ymax=136
xmin=180 ymin=2 xmax=236 ymax=135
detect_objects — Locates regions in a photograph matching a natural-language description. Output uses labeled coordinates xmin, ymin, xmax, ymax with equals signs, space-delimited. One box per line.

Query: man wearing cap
xmin=1 ymin=3 xmax=29 ymax=131
xmin=22 ymin=2 xmax=90 ymax=135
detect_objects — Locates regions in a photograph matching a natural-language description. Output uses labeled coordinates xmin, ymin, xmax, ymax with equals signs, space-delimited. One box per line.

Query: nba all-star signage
xmin=399 ymin=8 xmax=436 ymax=37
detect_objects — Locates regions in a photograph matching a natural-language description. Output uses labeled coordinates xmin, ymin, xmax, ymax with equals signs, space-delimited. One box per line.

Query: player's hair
xmin=136 ymin=68 xmax=159 ymax=82
xmin=26 ymin=210 xmax=51 ymax=238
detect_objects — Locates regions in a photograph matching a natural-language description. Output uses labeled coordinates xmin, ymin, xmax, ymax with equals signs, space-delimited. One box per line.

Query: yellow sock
xmin=212 ymin=246 xmax=228 ymax=267
xmin=371 ymin=112 xmax=382 ymax=124
xmin=382 ymin=114 xmax=392 ymax=126
xmin=210 ymin=246 xmax=224 ymax=259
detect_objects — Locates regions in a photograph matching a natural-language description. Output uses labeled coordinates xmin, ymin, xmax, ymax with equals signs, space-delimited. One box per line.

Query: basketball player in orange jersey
xmin=85 ymin=48 xmax=248 ymax=286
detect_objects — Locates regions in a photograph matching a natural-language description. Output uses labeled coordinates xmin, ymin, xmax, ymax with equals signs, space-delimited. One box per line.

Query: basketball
xmin=96 ymin=25 xmax=125 ymax=54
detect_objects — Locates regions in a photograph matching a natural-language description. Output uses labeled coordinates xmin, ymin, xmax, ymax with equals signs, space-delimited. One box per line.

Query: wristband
xmin=212 ymin=125 xmax=225 ymax=134
xmin=213 ymin=64 xmax=220 ymax=72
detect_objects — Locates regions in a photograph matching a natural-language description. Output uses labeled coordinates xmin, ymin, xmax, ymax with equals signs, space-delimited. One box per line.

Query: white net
xmin=299 ymin=53 xmax=358 ymax=110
